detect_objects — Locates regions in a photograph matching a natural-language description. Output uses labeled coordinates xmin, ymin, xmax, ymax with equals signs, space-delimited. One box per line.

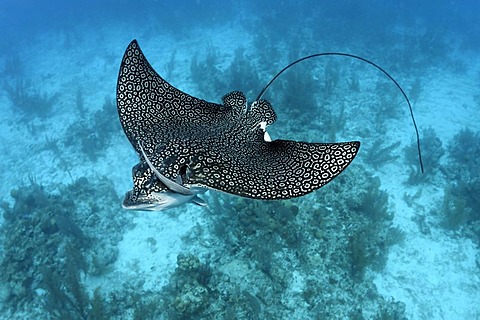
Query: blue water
xmin=1 ymin=1 xmax=479 ymax=319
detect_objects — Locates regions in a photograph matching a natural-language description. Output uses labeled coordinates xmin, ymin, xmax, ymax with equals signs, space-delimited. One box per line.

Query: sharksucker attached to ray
xmin=116 ymin=40 xmax=361 ymax=210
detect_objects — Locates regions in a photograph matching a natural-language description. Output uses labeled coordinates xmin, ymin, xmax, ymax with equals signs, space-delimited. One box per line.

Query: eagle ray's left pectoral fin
xmin=138 ymin=143 xmax=193 ymax=196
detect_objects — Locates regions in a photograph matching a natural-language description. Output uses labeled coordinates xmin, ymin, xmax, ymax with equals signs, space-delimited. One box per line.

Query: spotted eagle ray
xmin=116 ymin=40 xmax=421 ymax=210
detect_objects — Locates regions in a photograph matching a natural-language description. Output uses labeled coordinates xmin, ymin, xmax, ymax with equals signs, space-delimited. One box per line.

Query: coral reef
xmin=317 ymin=165 xmax=402 ymax=280
xmin=162 ymin=253 xmax=213 ymax=319
xmin=4 ymin=79 xmax=58 ymax=117
xmin=172 ymin=283 xmax=208 ymax=315
xmin=447 ymin=128 xmax=480 ymax=179
xmin=0 ymin=176 xmax=127 ymax=318
xmin=72 ymin=166 xmax=402 ymax=319
xmin=200 ymin=164 xmax=405 ymax=318
xmin=438 ymin=186 xmax=469 ymax=231
xmin=433 ymin=129 xmax=480 ymax=242
xmin=404 ymin=126 xmax=445 ymax=184
xmin=374 ymin=81 xmax=403 ymax=122
xmin=64 ymin=96 xmax=121 ymax=160
xmin=190 ymin=45 xmax=261 ymax=100
xmin=189 ymin=46 xmax=225 ymax=100
xmin=364 ymin=139 xmax=401 ymax=169
xmin=42 ymin=244 xmax=90 ymax=319
xmin=224 ymin=47 xmax=261 ymax=96
xmin=276 ymin=55 xmax=317 ymax=116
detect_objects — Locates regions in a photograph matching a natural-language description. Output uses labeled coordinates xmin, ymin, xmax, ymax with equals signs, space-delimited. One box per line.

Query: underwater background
xmin=0 ymin=0 xmax=479 ymax=319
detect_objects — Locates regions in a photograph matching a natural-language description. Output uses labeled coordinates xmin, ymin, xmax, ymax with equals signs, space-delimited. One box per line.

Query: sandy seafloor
xmin=0 ymin=3 xmax=479 ymax=319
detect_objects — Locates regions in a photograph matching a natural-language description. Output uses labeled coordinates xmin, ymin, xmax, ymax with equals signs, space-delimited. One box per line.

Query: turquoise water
xmin=0 ymin=1 xmax=479 ymax=319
